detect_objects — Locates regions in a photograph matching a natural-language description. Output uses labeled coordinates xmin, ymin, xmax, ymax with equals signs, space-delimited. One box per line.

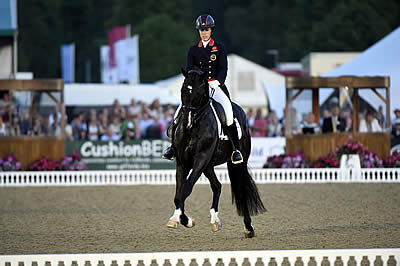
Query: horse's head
xmin=181 ymin=67 xmax=209 ymax=111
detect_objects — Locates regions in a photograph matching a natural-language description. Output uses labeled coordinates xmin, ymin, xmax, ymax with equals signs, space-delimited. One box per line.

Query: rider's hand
xmin=208 ymin=80 xmax=220 ymax=90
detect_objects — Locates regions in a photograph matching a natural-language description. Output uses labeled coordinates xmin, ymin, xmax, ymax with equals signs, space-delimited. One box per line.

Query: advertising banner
xmin=66 ymin=139 xmax=174 ymax=170
xmin=66 ymin=137 xmax=286 ymax=170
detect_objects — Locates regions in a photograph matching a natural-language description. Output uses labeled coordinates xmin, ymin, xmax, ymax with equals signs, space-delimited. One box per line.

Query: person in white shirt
xmin=359 ymin=110 xmax=382 ymax=133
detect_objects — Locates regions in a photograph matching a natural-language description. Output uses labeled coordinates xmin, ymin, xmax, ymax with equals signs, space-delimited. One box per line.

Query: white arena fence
xmin=1 ymin=249 xmax=399 ymax=266
xmin=0 ymin=168 xmax=400 ymax=187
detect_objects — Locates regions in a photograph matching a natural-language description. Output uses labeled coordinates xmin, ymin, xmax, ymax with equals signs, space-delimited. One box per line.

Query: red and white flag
xmin=108 ymin=25 xmax=129 ymax=67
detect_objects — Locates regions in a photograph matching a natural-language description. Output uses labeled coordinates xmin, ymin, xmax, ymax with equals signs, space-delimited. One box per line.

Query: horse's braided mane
xmin=187 ymin=67 xmax=204 ymax=76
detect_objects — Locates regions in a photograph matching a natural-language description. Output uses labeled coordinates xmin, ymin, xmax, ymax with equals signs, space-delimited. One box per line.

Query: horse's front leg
xmin=167 ymin=164 xmax=189 ymax=229
xmin=203 ymin=167 xmax=222 ymax=232
xmin=177 ymin=153 xmax=210 ymax=228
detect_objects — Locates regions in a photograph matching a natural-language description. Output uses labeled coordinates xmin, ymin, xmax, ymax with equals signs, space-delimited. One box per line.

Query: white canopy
xmin=323 ymin=27 xmax=400 ymax=119
xmin=64 ymin=83 xmax=180 ymax=106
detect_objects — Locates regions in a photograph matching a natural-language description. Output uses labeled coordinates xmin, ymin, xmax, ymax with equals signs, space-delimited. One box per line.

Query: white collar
xmin=202 ymin=39 xmax=210 ymax=48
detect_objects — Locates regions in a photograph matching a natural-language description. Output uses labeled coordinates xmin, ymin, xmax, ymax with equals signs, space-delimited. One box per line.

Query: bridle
xmin=181 ymin=79 xmax=209 ymax=128
xmin=182 ymin=80 xmax=208 ymax=111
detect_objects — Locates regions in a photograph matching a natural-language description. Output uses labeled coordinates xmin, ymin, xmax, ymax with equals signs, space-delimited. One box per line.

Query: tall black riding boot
xmin=162 ymin=123 xmax=177 ymax=161
xmin=227 ymin=124 xmax=244 ymax=164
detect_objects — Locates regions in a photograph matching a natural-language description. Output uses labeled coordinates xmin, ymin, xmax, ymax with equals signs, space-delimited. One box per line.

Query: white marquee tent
xmin=323 ymin=26 xmax=400 ymax=119
xmin=64 ymin=83 xmax=180 ymax=106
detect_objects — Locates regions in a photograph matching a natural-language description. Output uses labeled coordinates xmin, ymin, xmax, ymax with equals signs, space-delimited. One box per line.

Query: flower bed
xmin=0 ymin=151 xmax=87 ymax=172
xmin=264 ymin=136 xmax=397 ymax=169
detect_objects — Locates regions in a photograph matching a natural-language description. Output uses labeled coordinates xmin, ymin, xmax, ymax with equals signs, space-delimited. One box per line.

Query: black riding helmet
xmin=195 ymin=14 xmax=215 ymax=30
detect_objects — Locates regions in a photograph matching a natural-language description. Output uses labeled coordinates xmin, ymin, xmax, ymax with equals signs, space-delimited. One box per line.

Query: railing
xmin=1 ymin=168 xmax=400 ymax=187
xmin=1 ymin=249 xmax=399 ymax=266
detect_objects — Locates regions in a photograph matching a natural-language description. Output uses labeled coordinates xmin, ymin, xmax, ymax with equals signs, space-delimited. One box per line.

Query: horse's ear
xmin=181 ymin=68 xmax=188 ymax=78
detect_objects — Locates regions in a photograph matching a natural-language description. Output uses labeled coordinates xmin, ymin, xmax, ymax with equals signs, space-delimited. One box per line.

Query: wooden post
xmin=312 ymin=88 xmax=320 ymax=122
xmin=353 ymin=88 xmax=359 ymax=133
xmin=386 ymin=87 xmax=390 ymax=130
xmin=285 ymin=88 xmax=291 ymax=136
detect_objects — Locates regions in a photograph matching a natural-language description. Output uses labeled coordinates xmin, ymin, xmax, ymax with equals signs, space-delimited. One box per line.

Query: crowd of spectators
xmin=64 ymin=98 xmax=176 ymax=141
xmin=245 ymin=104 xmax=400 ymax=141
xmin=2 ymin=90 xmax=400 ymax=142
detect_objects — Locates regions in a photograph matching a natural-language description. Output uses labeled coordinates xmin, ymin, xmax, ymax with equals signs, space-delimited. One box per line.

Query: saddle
xmin=209 ymin=99 xmax=242 ymax=140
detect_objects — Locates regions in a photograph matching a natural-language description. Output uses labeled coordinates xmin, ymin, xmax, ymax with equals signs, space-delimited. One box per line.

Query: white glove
xmin=208 ymin=80 xmax=220 ymax=90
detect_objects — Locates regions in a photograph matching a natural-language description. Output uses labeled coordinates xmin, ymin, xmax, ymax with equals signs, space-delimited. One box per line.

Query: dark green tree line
xmin=17 ymin=0 xmax=400 ymax=83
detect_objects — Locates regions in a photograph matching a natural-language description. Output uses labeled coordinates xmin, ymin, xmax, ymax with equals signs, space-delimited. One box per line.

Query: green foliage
xmin=17 ymin=0 xmax=400 ymax=82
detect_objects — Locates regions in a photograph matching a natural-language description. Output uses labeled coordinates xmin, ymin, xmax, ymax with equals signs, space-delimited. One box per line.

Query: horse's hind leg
xmin=203 ymin=167 xmax=222 ymax=232
xmin=244 ymin=212 xmax=255 ymax=238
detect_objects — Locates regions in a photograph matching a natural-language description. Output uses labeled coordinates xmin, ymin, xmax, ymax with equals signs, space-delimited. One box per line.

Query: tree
xmin=134 ymin=15 xmax=196 ymax=82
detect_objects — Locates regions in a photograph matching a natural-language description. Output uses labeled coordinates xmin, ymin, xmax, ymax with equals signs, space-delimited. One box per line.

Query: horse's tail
xmin=227 ymin=161 xmax=266 ymax=216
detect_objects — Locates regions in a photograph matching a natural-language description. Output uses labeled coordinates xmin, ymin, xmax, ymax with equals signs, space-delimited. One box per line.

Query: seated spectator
xmin=0 ymin=93 xmax=11 ymax=123
xmin=359 ymin=110 xmax=382 ymax=132
xmin=391 ymin=119 xmax=400 ymax=145
xmin=98 ymin=109 xmax=109 ymax=137
xmin=377 ymin=105 xmax=385 ymax=128
xmin=0 ymin=116 xmax=7 ymax=136
xmin=10 ymin=115 xmax=21 ymax=136
xmin=87 ymin=114 xmax=100 ymax=140
xmin=120 ymin=107 xmax=128 ymax=139
xmin=41 ymin=116 xmax=51 ymax=136
xmin=251 ymin=108 xmax=267 ymax=137
xmin=49 ymin=104 xmax=62 ymax=128
xmin=148 ymin=98 xmax=163 ymax=119
xmin=159 ymin=109 xmax=173 ymax=139
xmin=165 ymin=104 xmax=176 ymax=118
xmin=322 ymin=103 xmax=346 ymax=133
xmin=392 ymin=108 xmax=400 ymax=125
xmin=139 ymin=112 xmax=154 ymax=138
xmin=266 ymin=110 xmax=282 ymax=137
xmin=301 ymin=113 xmax=320 ymax=134
xmin=21 ymin=111 xmax=30 ymax=135
xmin=109 ymin=116 xmax=121 ymax=140
xmin=101 ymin=127 xmax=120 ymax=141
xmin=246 ymin=108 xmax=255 ymax=128
xmin=289 ymin=107 xmax=302 ymax=134
xmin=125 ymin=114 xmax=138 ymax=140
xmin=111 ymin=99 xmax=123 ymax=118
xmin=145 ymin=122 xmax=162 ymax=139
xmin=128 ymin=98 xmax=141 ymax=118
xmin=64 ymin=117 xmax=73 ymax=140
xmin=49 ymin=112 xmax=62 ymax=137
xmin=71 ymin=116 xmax=81 ymax=140
xmin=340 ymin=109 xmax=353 ymax=132
xmin=79 ymin=126 xmax=87 ymax=140
xmin=29 ymin=115 xmax=43 ymax=136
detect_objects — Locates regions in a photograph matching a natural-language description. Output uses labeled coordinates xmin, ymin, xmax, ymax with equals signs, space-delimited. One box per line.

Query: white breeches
xmin=174 ymin=86 xmax=234 ymax=126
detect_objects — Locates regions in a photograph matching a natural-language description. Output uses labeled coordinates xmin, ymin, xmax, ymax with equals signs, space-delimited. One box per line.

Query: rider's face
xmin=199 ymin=28 xmax=212 ymax=41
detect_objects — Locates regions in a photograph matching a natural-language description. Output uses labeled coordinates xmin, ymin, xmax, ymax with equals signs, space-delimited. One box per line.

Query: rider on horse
xmin=163 ymin=14 xmax=244 ymax=164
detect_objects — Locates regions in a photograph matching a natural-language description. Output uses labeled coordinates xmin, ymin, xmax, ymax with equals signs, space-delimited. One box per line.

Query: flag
xmin=108 ymin=25 xmax=129 ymax=67
xmin=115 ymin=35 xmax=140 ymax=84
xmin=100 ymin=45 xmax=118 ymax=84
xmin=60 ymin=43 xmax=75 ymax=83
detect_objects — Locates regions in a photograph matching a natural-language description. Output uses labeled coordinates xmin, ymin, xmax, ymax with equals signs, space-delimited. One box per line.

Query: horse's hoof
xmin=211 ymin=221 xmax=222 ymax=232
xmin=244 ymin=226 xmax=255 ymax=238
xmin=183 ymin=217 xmax=195 ymax=228
xmin=167 ymin=219 xmax=179 ymax=229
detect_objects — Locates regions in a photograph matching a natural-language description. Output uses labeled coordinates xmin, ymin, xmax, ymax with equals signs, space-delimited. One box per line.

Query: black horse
xmin=167 ymin=68 xmax=266 ymax=238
